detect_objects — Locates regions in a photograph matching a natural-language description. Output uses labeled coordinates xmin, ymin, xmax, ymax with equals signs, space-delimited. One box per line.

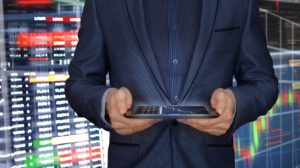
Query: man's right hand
xmin=106 ymin=87 xmax=161 ymax=135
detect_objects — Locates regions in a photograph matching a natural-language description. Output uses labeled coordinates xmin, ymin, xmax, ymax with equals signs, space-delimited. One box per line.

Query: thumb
xmin=210 ymin=88 xmax=224 ymax=108
xmin=210 ymin=88 xmax=226 ymax=115
xmin=119 ymin=87 xmax=133 ymax=110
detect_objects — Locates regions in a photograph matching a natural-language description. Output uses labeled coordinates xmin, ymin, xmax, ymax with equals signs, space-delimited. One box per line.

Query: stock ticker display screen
xmin=0 ymin=0 xmax=299 ymax=168
xmin=0 ymin=0 xmax=107 ymax=167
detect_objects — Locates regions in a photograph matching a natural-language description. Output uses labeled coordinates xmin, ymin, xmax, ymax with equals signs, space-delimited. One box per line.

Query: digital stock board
xmin=0 ymin=0 xmax=299 ymax=168
xmin=235 ymin=1 xmax=300 ymax=167
xmin=0 ymin=0 xmax=107 ymax=167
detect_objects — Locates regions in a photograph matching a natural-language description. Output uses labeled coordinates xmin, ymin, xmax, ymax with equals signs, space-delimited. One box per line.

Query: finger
xmin=212 ymin=122 xmax=231 ymax=133
xmin=178 ymin=119 xmax=199 ymax=128
xmin=178 ymin=117 xmax=231 ymax=135
xmin=210 ymin=88 xmax=225 ymax=108
xmin=217 ymin=89 xmax=235 ymax=116
xmin=106 ymin=89 xmax=117 ymax=112
xmin=178 ymin=117 xmax=224 ymax=132
xmin=114 ymin=113 xmax=161 ymax=129
xmin=116 ymin=102 xmax=128 ymax=115
xmin=177 ymin=119 xmax=206 ymax=130
xmin=109 ymin=110 xmax=132 ymax=126
xmin=107 ymin=93 xmax=121 ymax=119
xmin=214 ymin=100 xmax=227 ymax=115
xmin=177 ymin=118 xmax=196 ymax=126
xmin=111 ymin=121 xmax=129 ymax=130
xmin=211 ymin=98 xmax=234 ymax=125
xmin=115 ymin=119 xmax=159 ymax=135
xmin=179 ymin=119 xmax=226 ymax=136
xmin=204 ymin=129 xmax=226 ymax=136
xmin=225 ymin=89 xmax=236 ymax=105
xmin=223 ymin=98 xmax=235 ymax=123
xmin=133 ymin=120 xmax=160 ymax=131
xmin=125 ymin=118 xmax=161 ymax=128
xmin=113 ymin=89 xmax=129 ymax=115
xmin=178 ymin=119 xmax=211 ymax=133
xmin=115 ymin=128 xmax=135 ymax=136
xmin=212 ymin=106 xmax=234 ymax=132
xmin=214 ymin=96 xmax=228 ymax=116
xmin=211 ymin=88 xmax=229 ymax=115
xmin=189 ymin=117 xmax=222 ymax=128
xmin=106 ymin=88 xmax=118 ymax=104
xmin=119 ymin=87 xmax=133 ymax=109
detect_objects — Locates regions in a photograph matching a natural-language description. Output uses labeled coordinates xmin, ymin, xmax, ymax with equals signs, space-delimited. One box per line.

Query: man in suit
xmin=65 ymin=0 xmax=278 ymax=167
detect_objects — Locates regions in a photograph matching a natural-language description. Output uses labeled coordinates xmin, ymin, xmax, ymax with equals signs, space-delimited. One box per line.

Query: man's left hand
xmin=178 ymin=88 xmax=236 ymax=136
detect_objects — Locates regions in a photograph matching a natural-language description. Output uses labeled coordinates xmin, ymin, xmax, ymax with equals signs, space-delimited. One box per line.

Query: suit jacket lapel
xmin=180 ymin=0 xmax=220 ymax=102
xmin=125 ymin=0 xmax=168 ymax=99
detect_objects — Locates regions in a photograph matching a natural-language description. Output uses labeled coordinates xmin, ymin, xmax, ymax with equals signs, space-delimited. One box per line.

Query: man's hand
xmin=106 ymin=87 xmax=160 ymax=135
xmin=178 ymin=88 xmax=236 ymax=136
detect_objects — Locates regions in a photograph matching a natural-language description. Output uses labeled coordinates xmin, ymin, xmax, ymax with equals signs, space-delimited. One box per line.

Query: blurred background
xmin=0 ymin=0 xmax=299 ymax=167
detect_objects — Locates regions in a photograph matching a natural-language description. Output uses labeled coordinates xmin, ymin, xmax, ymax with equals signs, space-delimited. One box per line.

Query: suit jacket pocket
xmin=208 ymin=25 xmax=241 ymax=54
xmin=214 ymin=26 xmax=240 ymax=32
xmin=205 ymin=134 xmax=235 ymax=163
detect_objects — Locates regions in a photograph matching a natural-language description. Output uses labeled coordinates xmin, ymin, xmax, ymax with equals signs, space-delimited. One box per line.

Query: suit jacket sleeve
xmin=228 ymin=0 xmax=279 ymax=134
xmin=65 ymin=0 xmax=112 ymax=130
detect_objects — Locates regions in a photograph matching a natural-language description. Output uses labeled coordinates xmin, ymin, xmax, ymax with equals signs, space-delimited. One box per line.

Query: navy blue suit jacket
xmin=65 ymin=0 xmax=278 ymax=167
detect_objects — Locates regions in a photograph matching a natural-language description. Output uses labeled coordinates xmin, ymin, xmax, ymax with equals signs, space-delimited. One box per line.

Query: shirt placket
xmin=168 ymin=0 xmax=180 ymax=105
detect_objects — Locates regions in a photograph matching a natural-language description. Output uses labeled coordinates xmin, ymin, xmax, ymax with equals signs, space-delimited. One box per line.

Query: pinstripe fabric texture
xmin=66 ymin=0 xmax=279 ymax=167
xmin=144 ymin=0 xmax=202 ymax=104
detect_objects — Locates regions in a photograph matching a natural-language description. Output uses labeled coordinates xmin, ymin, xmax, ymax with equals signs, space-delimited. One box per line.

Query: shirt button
xmin=174 ymin=96 xmax=179 ymax=101
xmin=173 ymin=59 xmax=178 ymax=65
